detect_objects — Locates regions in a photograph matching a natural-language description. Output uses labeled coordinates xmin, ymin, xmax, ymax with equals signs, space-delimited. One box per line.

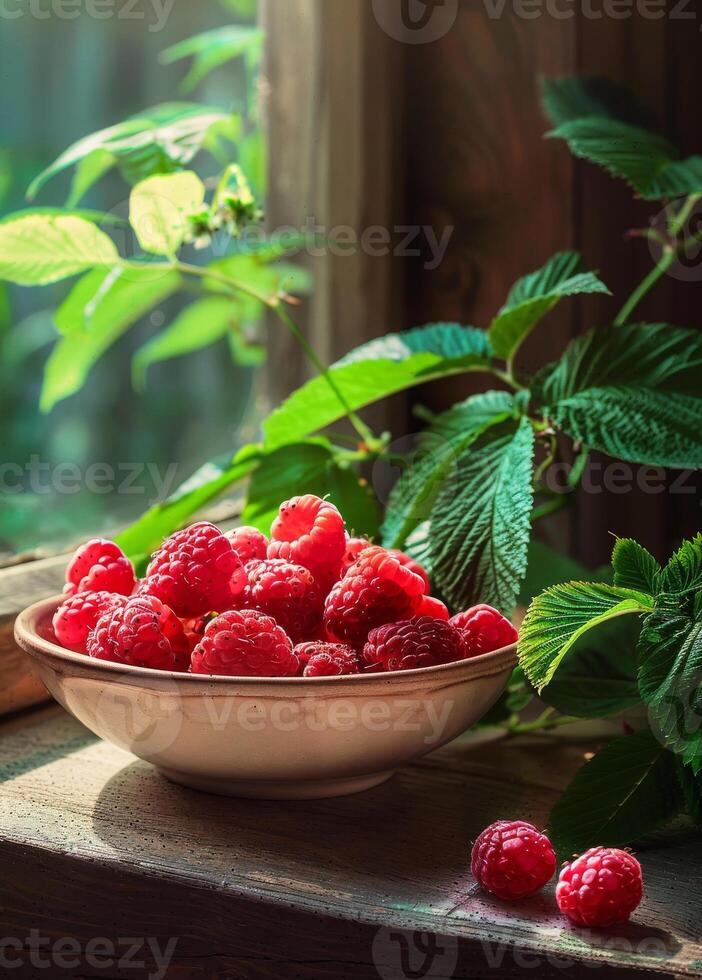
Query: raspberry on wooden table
xmin=87 ymin=595 xmax=190 ymax=671
xmin=556 ymin=847 xmax=643 ymax=927
xmin=471 ymin=820 xmax=556 ymax=901
xmin=268 ymin=495 xmax=346 ymax=577
xmin=142 ymin=522 xmax=245 ymax=618
xmin=65 ymin=538 xmax=136 ymax=597
xmin=450 ymin=604 xmax=518 ymax=657
xmin=226 ymin=526 xmax=268 ymax=565
xmin=190 ymin=609 xmax=298 ymax=677
xmin=53 ymin=591 xmax=127 ymax=654
xmin=362 ymin=616 xmax=466 ymax=672
xmin=240 ymin=558 xmax=323 ymax=643
xmin=324 ymin=546 xmax=425 ymax=646
xmin=294 ymin=641 xmax=360 ymax=677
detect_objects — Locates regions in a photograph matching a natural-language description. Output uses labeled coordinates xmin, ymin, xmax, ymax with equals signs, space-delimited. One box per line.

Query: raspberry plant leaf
xmin=427 ymin=417 xmax=535 ymax=615
xmin=0 ymin=214 xmax=118 ymax=286
xmin=549 ymin=730 xmax=683 ymax=859
xmin=637 ymin=607 xmax=702 ymax=773
xmin=519 ymin=581 xmax=653 ymax=692
xmin=541 ymin=75 xmax=656 ymax=129
xmin=488 ymin=251 xmax=609 ymax=362
xmin=659 ymin=534 xmax=702 ymax=597
xmin=161 ymin=25 xmax=264 ymax=94
xmin=129 ymin=171 xmax=206 ymax=256
xmin=612 ymin=537 xmax=661 ymax=595
xmin=381 ymin=390 xmax=515 ymax=550
xmin=263 ymin=324 xmax=493 ymax=449
xmin=535 ymin=323 xmax=702 ymax=467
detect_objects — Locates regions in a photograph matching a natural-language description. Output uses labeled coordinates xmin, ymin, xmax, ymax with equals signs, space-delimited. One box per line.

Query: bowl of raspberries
xmin=14 ymin=494 xmax=517 ymax=799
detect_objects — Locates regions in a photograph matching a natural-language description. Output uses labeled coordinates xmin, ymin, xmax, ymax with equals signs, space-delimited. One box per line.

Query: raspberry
xmin=556 ymin=847 xmax=643 ymax=927
xmin=240 ymin=559 xmax=323 ymax=643
xmin=53 ymin=591 xmax=127 ymax=654
xmin=450 ymin=604 xmax=518 ymax=657
xmin=295 ymin=641 xmax=360 ymax=677
xmin=363 ymin=616 xmax=466 ymax=672
xmin=87 ymin=595 xmax=190 ymax=671
xmin=65 ymin=538 xmax=136 ymax=597
xmin=190 ymin=609 xmax=297 ymax=677
xmin=389 ymin=549 xmax=431 ymax=592
xmin=324 ymin=546 xmax=425 ymax=646
xmin=340 ymin=537 xmax=371 ymax=575
xmin=268 ymin=495 xmax=346 ymax=577
xmin=471 ymin=820 xmax=557 ymax=901
xmin=415 ymin=595 xmax=450 ymax=621
xmin=226 ymin=525 xmax=268 ymax=564
xmin=143 ymin=522 xmax=245 ymax=617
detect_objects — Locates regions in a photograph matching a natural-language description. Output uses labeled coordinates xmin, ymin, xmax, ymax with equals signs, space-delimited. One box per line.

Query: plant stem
xmin=506 ymin=709 xmax=580 ymax=737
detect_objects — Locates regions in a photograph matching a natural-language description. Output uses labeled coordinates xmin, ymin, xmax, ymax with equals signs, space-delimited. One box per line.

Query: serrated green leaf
xmin=489 ymin=252 xmax=609 ymax=361
xmin=659 ymin=534 xmax=702 ymax=597
xmin=129 ymin=171 xmax=205 ymax=256
xmin=263 ymin=324 xmax=493 ymax=449
xmin=0 ymin=214 xmax=118 ymax=286
xmin=638 ymin=607 xmax=702 ymax=773
xmin=428 ymin=418 xmax=535 ymax=615
xmin=381 ymin=391 xmax=514 ymax=550
xmin=541 ymin=76 xmax=656 ymax=129
xmin=549 ymin=731 xmax=682 ymax=858
xmin=242 ymin=440 xmax=381 ymax=539
xmin=116 ymin=444 xmax=263 ymax=563
xmin=161 ymin=26 xmax=264 ymax=94
xmin=28 ymin=103 xmax=233 ymax=201
xmin=536 ymin=323 xmax=702 ymax=468
xmin=612 ymin=537 xmax=661 ymax=595
xmin=42 ymin=266 xmax=181 ymax=411
xmin=402 ymin=521 xmax=435 ymax=580
xmin=132 ymin=296 xmax=237 ymax=387
xmin=519 ymin=581 xmax=652 ymax=692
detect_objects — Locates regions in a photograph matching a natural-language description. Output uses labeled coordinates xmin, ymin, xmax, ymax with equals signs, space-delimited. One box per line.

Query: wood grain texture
xmin=0 ymin=708 xmax=699 ymax=977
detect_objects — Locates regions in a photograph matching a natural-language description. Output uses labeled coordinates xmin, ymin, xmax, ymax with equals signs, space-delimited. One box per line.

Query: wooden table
xmin=0 ymin=706 xmax=700 ymax=978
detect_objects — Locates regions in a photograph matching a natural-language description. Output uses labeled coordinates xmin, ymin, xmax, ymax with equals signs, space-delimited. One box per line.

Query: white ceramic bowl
xmin=15 ymin=596 xmax=517 ymax=800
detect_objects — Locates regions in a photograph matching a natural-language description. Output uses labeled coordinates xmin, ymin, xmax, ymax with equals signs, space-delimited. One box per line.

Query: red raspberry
xmin=450 ymin=604 xmax=518 ymax=657
xmin=556 ymin=847 xmax=643 ymax=927
xmin=65 ymin=538 xmax=136 ymax=596
xmin=471 ymin=820 xmax=557 ymax=901
xmin=143 ymin=522 xmax=245 ymax=617
xmin=362 ymin=615 xmax=466 ymax=672
xmin=268 ymin=495 xmax=346 ymax=577
xmin=295 ymin=641 xmax=360 ymax=677
xmin=340 ymin=537 xmax=371 ymax=576
xmin=389 ymin=549 xmax=431 ymax=592
xmin=226 ymin=525 xmax=268 ymax=564
xmin=240 ymin=559 xmax=323 ymax=643
xmin=87 ymin=595 xmax=190 ymax=671
xmin=415 ymin=595 xmax=450 ymax=621
xmin=190 ymin=609 xmax=297 ymax=677
xmin=324 ymin=546 xmax=425 ymax=646
xmin=53 ymin=591 xmax=127 ymax=654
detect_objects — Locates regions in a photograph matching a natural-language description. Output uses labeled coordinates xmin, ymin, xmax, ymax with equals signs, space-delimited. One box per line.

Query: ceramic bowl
xmin=15 ymin=595 xmax=517 ymax=800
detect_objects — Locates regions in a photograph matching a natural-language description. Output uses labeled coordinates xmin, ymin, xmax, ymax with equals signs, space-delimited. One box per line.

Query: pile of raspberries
xmin=52 ymin=494 xmax=518 ymax=677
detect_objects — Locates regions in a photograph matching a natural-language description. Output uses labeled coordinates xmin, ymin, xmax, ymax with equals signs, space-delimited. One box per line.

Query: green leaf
xmin=0 ymin=214 xmax=118 ymax=286
xmin=28 ymin=103 xmax=234 ymax=201
xmin=402 ymin=521 xmax=435 ymax=580
xmin=242 ymin=440 xmax=381 ymax=539
xmin=428 ymin=417 xmax=535 ymax=615
xmin=549 ymin=730 xmax=683 ymax=858
xmin=263 ymin=324 xmax=493 ymax=449
xmin=638 ymin=607 xmax=702 ymax=773
xmin=676 ymin=760 xmax=702 ymax=826
xmin=488 ymin=252 xmax=609 ymax=361
xmin=519 ymin=581 xmax=653 ymax=692
xmin=541 ymin=76 xmax=656 ymax=129
xmin=67 ymin=150 xmax=116 ymax=208
xmin=612 ymin=538 xmax=661 ymax=595
xmin=381 ymin=391 xmax=515 ymax=550
xmin=659 ymin=534 xmax=702 ymax=597
xmin=0 ymin=207 xmax=126 ymax=228
xmin=536 ymin=323 xmax=702 ymax=468
xmin=116 ymin=444 xmax=263 ymax=563
xmin=42 ymin=266 xmax=181 ymax=411
xmin=161 ymin=26 xmax=264 ymax=93
xmin=540 ymin=615 xmax=641 ymax=718
xmin=129 ymin=171 xmax=205 ymax=256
